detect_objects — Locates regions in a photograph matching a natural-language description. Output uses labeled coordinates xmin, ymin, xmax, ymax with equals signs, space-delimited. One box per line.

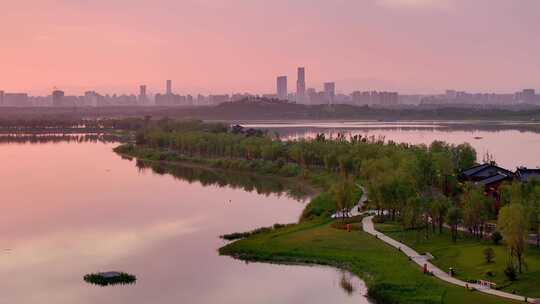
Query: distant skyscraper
xmin=522 ymin=89 xmax=536 ymax=103
xmin=296 ymin=67 xmax=306 ymax=103
xmin=139 ymin=85 xmax=147 ymax=104
xmin=324 ymin=82 xmax=335 ymax=105
xmin=52 ymin=90 xmax=65 ymax=107
xmin=84 ymin=91 xmax=100 ymax=107
xmin=0 ymin=90 xmax=4 ymax=106
xmin=276 ymin=76 xmax=288 ymax=100
xmin=166 ymin=80 xmax=172 ymax=95
xmin=3 ymin=93 xmax=28 ymax=106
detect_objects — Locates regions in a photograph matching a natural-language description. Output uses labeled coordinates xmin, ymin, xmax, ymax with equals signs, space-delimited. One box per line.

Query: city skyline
xmin=3 ymin=75 xmax=537 ymax=97
xmin=1 ymin=74 xmax=537 ymax=107
xmin=1 ymin=1 xmax=540 ymax=95
xmin=2 ymin=66 xmax=539 ymax=101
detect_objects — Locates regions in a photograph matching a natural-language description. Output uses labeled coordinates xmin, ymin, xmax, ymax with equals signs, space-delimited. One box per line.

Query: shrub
xmin=300 ymin=192 xmax=336 ymax=221
xmin=341 ymin=215 xmax=363 ymax=224
xmin=372 ymin=215 xmax=386 ymax=224
xmin=278 ymin=163 xmax=300 ymax=177
xmin=221 ymin=223 xmax=293 ymax=240
xmin=273 ymin=223 xmax=286 ymax=229
xmin=491 ymin=231 xmax=503 ymax=245
xmin=504 ymin=265 xmax=517 ymax=281
xmin=483 ymin=247 xmax=495 ymax=264
xmin=331 ymin=222 xmax=361 ymax=231
xmin=367 ymin=283 xmax=441 ymax=304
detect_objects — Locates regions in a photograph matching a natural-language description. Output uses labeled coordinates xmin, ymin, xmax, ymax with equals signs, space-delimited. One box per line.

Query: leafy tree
xmin=430 ymin=195 xmax=450 ymax=234
xmin=338 ymin=154 xmax=354 ymax=178
xmin=333 ymin=179 xmax=355 ymax=221
xmin=402 ymin=196 xmax=424 ymax=230
xmin=432 ymin=150 xmax=455 ymax=195
xmin=446 ymin=206 xmax=462 ymax=242
xmin=498 ymin=203 xmax=528 ymax=273
xmin=454 ymin=143 xmax=476 ymax=171
xmin=462 ymin=184 xmax=491 ymax=238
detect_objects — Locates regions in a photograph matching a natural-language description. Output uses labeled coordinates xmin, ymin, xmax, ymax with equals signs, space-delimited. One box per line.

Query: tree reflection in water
xmin=134 ymin=159 xmax=312 ymax=202
xmin=0 ymin=133 xmax=123 ymax=144
xmin=339 ymin=272 xmax=356 ymax=296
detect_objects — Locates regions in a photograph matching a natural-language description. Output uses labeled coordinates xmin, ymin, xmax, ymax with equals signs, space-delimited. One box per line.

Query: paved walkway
xmin=362 ymin=216 xmax=537 ymax=303
xmin=331 ymin=185 xmax=368 ymax=219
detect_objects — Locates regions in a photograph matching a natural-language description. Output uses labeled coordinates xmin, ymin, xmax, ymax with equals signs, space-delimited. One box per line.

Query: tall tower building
xmin=166 ymin=80 xmax=172 ymax=95
xmin=276 ymin=76 xmax=288 ymax=100
xmin=52 ymin=90 xmax=65 ymax=107
xmin=296 ymin=67 xmax=306 ymax=103
xmin=0 ymin=90 xmax=4 ymax=106
xmin=139 ymin=85 xmax=147 ymax=104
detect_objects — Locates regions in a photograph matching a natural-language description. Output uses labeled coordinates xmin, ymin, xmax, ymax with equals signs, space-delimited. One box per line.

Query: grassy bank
xmin=376 ymin=222 xmax=540 ymax=298
xmin=220 ymin=217 xmax=515 ymax=304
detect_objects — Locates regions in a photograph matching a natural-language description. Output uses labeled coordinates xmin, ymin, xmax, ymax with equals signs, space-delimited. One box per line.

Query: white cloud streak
xmin=376 ymin=0 xmax=452 ymax=10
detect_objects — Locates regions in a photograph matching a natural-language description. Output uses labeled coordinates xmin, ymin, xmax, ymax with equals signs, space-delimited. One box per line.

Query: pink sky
xmin=1 ymin=0 xmax=539 ymax=95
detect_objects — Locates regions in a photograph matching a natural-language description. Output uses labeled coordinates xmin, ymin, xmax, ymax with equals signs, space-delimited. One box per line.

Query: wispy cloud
xmin=376 ymin=0 xmax=452 ymax=10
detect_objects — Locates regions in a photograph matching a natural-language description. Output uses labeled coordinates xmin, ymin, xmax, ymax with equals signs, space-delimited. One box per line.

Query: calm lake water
xmin=245 ymin=122 xmax=540 ymax=169
xmin=0 ymin=139 xmax=369 ymax=304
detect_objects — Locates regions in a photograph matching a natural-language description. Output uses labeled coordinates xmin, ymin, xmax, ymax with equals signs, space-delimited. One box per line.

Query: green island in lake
xmin=84 ymin=272 xmax=137 ymax=286
xmin=114 ymin=119 xmax=540 ymax=304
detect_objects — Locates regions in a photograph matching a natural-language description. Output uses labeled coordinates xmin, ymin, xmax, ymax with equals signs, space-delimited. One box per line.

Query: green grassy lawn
xmin=221 ymin=219 xmax=517 ymax=304
xmin=376 ymin=222 xmax=540 ymax=298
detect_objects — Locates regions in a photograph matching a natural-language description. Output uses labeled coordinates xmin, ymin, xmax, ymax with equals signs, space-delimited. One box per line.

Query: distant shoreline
xmin=1 ymin=100 xmax=540 ymax=122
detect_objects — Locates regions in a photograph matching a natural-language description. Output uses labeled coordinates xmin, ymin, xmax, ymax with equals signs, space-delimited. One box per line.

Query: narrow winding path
xmin=331 ymin=184 xmax=368 ymax=219
xmin=362 ymin=216 xmax=537 ymax=303
xmin=332 ymin=185 xmax=537 ymax=302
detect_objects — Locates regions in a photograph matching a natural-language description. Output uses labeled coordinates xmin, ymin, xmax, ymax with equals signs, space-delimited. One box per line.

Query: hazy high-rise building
xmin=3 ymin=93 xmax=28 ymax=106
xmin=276 ymin=76 xmax=288 ymax=100
xmin=324 ymin=82 xmax=335 ymax=105
xmin=0 ymin=90 xmax=4 ymax=106
xmin=52 ymin=90 xmax=65 ymax=107
xmin=522 ymin=89 xmax=536 ymax=103
xmin=378 ymin=91 xmax=399 ymax=107
xmin=296 ymin=67 xmax=306 ymax=103
xmin=445 ymin=90 xmax=458 ymax=99
xmin=139 ymin=85 xmax=148 ymax=104
xmin=166 ymin=80 xmax=172 ymax=95
xmin=84 ymin=91 xmax=100 ymax=107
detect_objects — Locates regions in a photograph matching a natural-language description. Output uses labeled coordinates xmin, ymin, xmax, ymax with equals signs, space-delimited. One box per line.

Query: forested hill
xmin=1 ymin=98 xmax=540 ymax=122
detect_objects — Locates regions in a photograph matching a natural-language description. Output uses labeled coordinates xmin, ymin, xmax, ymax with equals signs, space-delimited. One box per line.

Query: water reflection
xmin=339 ymin=271 xmax=356 ymax=295
xmin=244 ymin=121 xmax=540 ymax=133
xmin=0 ymin=133 xmax=123 ymax=145
xmin=134 ymin=159 xmax=311 ymax=202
